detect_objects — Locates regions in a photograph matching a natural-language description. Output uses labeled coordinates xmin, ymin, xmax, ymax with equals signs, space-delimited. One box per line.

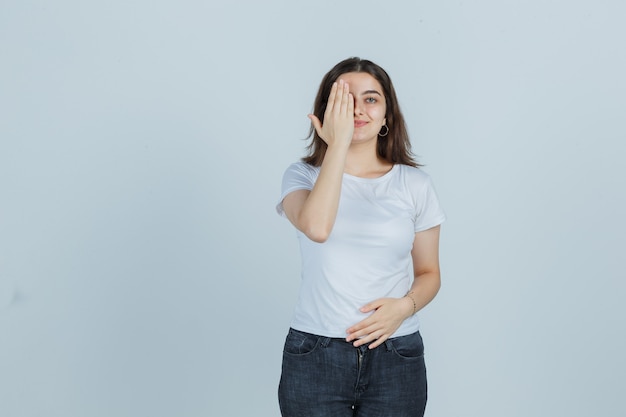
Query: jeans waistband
xmin=289 ymin=327 xmax=403 ymax=351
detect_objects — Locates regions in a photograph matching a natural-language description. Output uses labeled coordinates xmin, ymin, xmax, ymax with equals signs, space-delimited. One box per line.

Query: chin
xmin=351 ymin=134 xmax=378 ymax=144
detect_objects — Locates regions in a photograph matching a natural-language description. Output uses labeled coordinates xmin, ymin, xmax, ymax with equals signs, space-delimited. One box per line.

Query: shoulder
xmin=282 ymin=161 xmax=319 ymax=183
xmin=394 ymin=164 xmax=433 ymax=188
xmin=393 ymin=165 xmax=446 ymax=226
xmin=284 ymin=161 xmax=320 ymax=176
xmin=280 ymin=161 xmax=320 ymax=191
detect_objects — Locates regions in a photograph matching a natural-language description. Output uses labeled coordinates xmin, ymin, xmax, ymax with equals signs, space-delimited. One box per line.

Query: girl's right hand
xmin=308 ymin=79 xmax=354 ymax=148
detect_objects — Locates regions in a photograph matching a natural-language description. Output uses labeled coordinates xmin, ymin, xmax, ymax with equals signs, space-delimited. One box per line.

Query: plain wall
xmin=1 ymin=0 xmax=625 ymax=416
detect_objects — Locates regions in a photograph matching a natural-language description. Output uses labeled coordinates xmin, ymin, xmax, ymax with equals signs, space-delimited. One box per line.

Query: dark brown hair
xmin=303 ymin=57 xmax=419 ymax=167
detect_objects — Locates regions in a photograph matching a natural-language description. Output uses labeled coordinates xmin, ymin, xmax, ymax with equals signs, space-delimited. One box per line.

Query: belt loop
xmin=384 ymin=339 xmax=393 ymax=352
xmin=320 ymin=337 xmax=331 ymax=348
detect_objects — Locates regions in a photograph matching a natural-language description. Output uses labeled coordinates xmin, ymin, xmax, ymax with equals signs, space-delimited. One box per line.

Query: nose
xmin=353 ymin=98 xmax=363 ymax=116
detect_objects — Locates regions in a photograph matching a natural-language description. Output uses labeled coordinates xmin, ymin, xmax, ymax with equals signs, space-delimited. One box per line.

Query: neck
xmin=344 ymin=141 xmax=392 ymax=178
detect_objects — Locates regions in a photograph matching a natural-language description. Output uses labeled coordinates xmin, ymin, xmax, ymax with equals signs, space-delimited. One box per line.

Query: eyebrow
xmin=361 ymin=89 xmax=382 ymax=96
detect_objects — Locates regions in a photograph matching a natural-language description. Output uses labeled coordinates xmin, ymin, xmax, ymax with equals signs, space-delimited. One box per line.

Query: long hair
xmin=303 ymin=57 xmax=419 ymax=167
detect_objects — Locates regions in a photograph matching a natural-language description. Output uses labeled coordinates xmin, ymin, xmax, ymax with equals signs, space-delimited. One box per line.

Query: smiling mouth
xmin=354 ymin=121 xmax=367 ymax=127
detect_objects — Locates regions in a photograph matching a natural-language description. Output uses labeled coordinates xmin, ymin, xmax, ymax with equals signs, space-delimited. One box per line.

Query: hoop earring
xmin=378 ymin=124 xmax=389 ymax=137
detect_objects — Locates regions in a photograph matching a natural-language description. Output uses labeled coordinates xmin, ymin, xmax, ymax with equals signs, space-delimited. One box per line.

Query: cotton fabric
xmin=277 ymin=162 xmax=446 ymax=338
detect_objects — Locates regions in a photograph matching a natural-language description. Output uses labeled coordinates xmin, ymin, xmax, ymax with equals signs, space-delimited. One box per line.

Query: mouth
xmin=354 ymin=120 xmax=368 ymax=128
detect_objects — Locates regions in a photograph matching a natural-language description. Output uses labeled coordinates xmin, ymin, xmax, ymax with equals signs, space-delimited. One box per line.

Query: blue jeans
xmin=278 ymin=328 xmax=427 ymax=417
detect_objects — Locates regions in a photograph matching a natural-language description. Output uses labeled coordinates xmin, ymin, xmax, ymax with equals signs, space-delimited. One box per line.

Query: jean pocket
xmin=389 ymin=331 xmax=425 ymax=359
xmin=283 ymin=328 xmax=321 ymax=356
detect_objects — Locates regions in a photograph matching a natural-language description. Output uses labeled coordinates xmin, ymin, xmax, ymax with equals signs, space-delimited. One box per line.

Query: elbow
xmin=304 ymin=228 xmax=331 ymax=243
xmin=433 ymin=277 xmax=442 ymax=295
xmin=433 ymin=273 xmax=442 ymax=296
xmin=301 ymin=223 xmax=332 ymax=243
xmin=308 ymin=236 xmax=328 ymax=243
xmin=294 ymin=212 xmax=334 ymax=243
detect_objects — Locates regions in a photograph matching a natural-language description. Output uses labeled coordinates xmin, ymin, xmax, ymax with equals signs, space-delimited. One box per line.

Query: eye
xmin=365 ymin=97 xmax=377 ymax=104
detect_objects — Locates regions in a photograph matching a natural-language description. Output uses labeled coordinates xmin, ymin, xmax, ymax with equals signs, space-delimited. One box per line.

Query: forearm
xmin=287 ymin=79 xmax=354 ymax=242
xmin=405 ymin=271 xmax=441 ymax=317
xmin=297 ymin=144 xmax=349 ymax=242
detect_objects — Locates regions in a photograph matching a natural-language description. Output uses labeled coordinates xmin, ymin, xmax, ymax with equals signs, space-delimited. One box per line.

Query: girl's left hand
xmin=346 ymin=297 xmax=413 ymax=349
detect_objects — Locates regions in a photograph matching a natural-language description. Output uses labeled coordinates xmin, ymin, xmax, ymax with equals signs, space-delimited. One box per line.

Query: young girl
xmin=276 ymin=57 xmax=446 ymax=417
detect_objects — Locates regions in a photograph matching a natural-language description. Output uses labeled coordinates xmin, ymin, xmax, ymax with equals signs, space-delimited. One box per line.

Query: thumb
xmin=308 ymin=114 xmax=322 ymax=136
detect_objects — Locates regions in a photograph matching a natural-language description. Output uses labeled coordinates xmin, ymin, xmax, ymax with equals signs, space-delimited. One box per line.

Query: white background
xmin=1 ymin=1 xmax=625 ymax=416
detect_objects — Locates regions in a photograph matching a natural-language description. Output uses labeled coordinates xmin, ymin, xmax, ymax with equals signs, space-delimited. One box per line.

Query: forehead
xmin=338 ymin=72 xmax=383 ymax=94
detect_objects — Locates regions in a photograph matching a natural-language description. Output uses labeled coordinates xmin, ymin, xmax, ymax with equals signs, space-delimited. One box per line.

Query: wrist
xmin=325 ymin=141 xmax=351 ymax=153
xmin=404 ymin=291 xmax=417 ymax=316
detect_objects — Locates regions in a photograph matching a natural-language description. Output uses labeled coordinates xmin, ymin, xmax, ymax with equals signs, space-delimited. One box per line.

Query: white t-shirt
xmin=277 ymin=162 xmax=446 ymax=338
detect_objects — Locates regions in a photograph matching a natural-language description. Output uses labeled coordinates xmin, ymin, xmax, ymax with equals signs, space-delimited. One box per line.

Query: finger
xmin=359 ymin=303 xmax=375 ymax=313
xmin=345 ymin=327 xmax=363 ymax=342
xmin=346 ymin=322 xmax=376 ymax=342
xmin=325 ymin=82 xmax=338 ymax=115
xmin=332 ymin=79 xmax=344 ymax=114
xmin=368 ymin=334 xmax=389 ymax=349
xmin=340 ymin=81 xmax=350 ymax=115
xmin=345 ymin=328 xmax=359 ymax=342
xmin=346 ymin=318 xmax=371 ymax=336
xmin=360 ymin=299 xmax=384 ymax=313
xmin=353 ymin=329 xmax=383 ymax=348
xmin=347 ymin=92 xmax=354 ymax=117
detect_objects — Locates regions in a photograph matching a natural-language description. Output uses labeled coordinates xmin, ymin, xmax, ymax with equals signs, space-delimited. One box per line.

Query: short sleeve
xmin=276 ymin=162 xmax=319 ymax=217
xmin=413 ymin=175 xmax=447 ymax=233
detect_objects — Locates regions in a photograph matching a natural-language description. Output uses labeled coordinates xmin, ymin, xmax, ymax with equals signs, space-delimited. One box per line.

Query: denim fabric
xmin=278 ymin=328 xmax=427 ymax=417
